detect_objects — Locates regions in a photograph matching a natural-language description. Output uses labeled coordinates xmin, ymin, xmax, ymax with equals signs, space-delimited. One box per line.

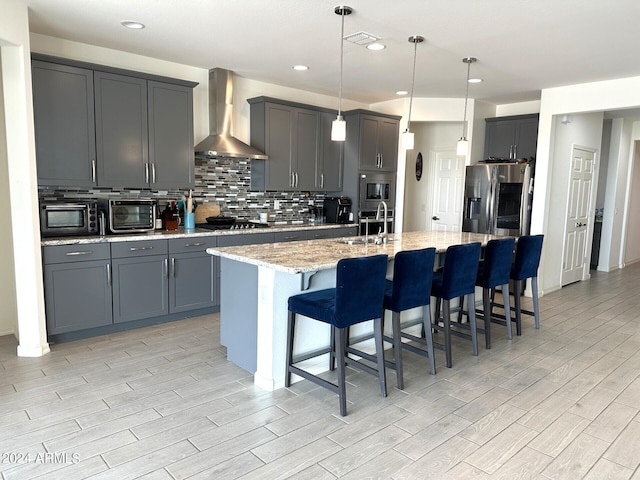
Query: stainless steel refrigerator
xmin=462 ymin=162 xmax=533 ymax=236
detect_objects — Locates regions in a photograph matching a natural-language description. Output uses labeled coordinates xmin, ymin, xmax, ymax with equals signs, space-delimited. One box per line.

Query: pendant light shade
xmin=457 ymin=57 xmax=477 ymax=156
xmin=331 ymin=6 xmax=352 ymax=142
xmin=402 ymin=35 xmax=424 ymax=151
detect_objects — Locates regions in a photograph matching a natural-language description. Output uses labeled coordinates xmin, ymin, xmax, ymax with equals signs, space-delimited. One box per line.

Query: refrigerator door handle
xmin=488 ymin=176 xmax=498 ymax=233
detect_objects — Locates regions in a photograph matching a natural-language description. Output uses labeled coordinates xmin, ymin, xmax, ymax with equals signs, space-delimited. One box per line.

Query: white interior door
xmin=430 ymin=150 xmax=464 ymax=232
xmin=562 ymin=146 xmax=595 ymax=286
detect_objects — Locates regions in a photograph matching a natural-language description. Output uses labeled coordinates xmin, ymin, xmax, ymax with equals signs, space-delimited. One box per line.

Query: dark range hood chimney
xmin=194 ymin=68 xmax=268 ymax=160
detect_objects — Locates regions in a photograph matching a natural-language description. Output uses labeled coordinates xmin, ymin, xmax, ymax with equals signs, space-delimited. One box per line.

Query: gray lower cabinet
xmin=111 ymin=240 xmax=169 ymax=323
xmin=43 ymin=244 xmax=112 ymax=335
xmin=168 ymin=237 xmax=217 ymax=313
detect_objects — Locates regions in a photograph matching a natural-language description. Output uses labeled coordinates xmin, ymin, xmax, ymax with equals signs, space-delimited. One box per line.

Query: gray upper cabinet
xmin=95 ymin=72 xmax=149 ymax=188
xmin=148 ymin=81 xmax=195 ymax=188
xmin=345 ymin=111 xmax=400 ymax=172
xmin=484 ymin=113 xmax=539 ymax=161
xmin=249 ymin=97 xmax=342 ymax=192
xmin=318 ymin=112 xmax=343 ymax=191
xmin=32 ymin=61 xmax=97 ymax=187
xmin=32 ymin=54 xmax=197 ymax=190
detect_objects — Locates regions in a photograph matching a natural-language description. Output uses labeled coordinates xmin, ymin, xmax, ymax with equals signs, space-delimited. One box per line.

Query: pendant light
xmin=456 ymin=56 xmax=477 ymax=156
xmin=402 ymin=35 xmax=424 ymax=150
xmin=331 ymin=6 xmax=353 ymax=142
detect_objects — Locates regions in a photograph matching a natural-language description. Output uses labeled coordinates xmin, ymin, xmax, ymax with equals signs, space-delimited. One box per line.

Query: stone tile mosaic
xmin=37 ymin=157 xmax=327 ymax=223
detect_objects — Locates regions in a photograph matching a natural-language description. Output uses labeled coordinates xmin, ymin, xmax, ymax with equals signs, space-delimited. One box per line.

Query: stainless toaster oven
xmin=106 ymin=199 xmax=156 ymax=234
xmin=40 ymin=201 xmax=99 ymax=237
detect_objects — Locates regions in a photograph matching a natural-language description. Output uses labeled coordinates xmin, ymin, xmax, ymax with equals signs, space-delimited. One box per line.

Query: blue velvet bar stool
xmin=382 ymin=247 xmax=437 ymax=390
xmin=511 ymin=234 xmax=544 ymax=334
xmin=285 ymin=254 xmax=389 ymax=417
xmin=431 ymin=242 xmax=482 ymax=368
xmin=475 ymin=237 xmax=516 ymax=348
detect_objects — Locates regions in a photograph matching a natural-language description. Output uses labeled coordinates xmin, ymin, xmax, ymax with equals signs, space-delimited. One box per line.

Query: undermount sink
xmin=335 ymin=236 xmax=396 ymax=245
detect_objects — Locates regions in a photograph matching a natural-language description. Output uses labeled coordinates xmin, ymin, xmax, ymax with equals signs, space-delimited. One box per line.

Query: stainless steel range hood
xmin=194 ymin=68 xmax=268 ymax=160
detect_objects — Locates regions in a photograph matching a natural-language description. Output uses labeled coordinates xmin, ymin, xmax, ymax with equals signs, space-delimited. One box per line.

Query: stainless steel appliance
xmin=105 ymin=199 xmax=156 ymax=234
xmin=462 ymin=162 xmax=533 ymax=236
xmin=195 ymin=219 xmax=270 ymax=230
xmin=39 ymin=201 xmax=99 ymax=237
xmin=324 ymin=196 xmax=352 ymax=224
xmin=359 ymin=172 xmax=395 ymax=211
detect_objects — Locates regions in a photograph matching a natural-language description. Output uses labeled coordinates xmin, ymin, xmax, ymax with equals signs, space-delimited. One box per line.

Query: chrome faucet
xmin=375 ymin=201 xmax=388 ymax=244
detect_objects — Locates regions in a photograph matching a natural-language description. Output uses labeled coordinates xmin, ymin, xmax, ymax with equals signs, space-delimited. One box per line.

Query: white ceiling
xmin=25 ymin=0 xmax=640 ymax=106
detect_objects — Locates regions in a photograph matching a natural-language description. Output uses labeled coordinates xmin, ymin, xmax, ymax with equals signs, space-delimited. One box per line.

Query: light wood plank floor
xmin=1 ymin=265 xmax=640 ymax=479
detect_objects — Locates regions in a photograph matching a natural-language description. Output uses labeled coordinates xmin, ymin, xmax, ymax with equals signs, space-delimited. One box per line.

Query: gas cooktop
xmin=196 ymin=221 xmax=270 ymax=231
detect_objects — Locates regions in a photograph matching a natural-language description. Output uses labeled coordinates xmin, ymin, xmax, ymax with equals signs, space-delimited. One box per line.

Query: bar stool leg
xmin=329 ymin=325 xmax=336 ymax=371
xmin=373 ymin=317 xmax=388 ymax=397
xmin=335 ymin=327 xmax=347 ymax=416
xmin=482 ymin=287 xmax=492 ymax=349
xmin=443 ymin=300 xmax=453 ymax=368
xmin=468 ymin=293 xmax=478 ymax=356
xmin=532 ymin=276 xmax=540 ymax=329
xmin=285 ymin=311 xmax=295 ymax=387
xmin=513 ymin=280 xmax=523 ymax=336
xmin=391 ymin=311 xmax=404 ymax=389
xmin=422 ymin=304 xmax=436 ymax=375
xmin=502 ymin=282 xmax=512 ymax=339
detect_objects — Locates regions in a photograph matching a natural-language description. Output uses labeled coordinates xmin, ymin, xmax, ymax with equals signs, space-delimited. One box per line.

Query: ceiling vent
xmin=344 ymin=31 xmax=380 ymax=46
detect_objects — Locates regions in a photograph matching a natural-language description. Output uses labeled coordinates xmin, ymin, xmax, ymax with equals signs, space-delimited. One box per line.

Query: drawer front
xmin=168 ymin=236 xmax=217 ymax=254
xmin=274 ymin=231 xmax=306 ymax=243
xmin=305 ymin=229 xmax=335 ymax=240
xmin=43 ymin=243 xmax=111 ymax=264
xmin=111 ymin=239 xmax=168 ymax=258
xmin=216 ymin=232 xmax=274 ymax=247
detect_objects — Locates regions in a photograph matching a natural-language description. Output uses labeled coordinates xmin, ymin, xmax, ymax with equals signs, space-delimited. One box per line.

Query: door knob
xmin=432 ymin=216 xmax=440 ymax=221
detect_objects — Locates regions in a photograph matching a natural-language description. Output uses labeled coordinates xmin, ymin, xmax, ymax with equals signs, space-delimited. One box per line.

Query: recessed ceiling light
xmin=293 ymin=65 xmax=309 ymax=71
xmin=121 ymin=21 xmax=145 ymax=29
xmin=468 ymin=78 xmax=483 ymax=83
xmin=367 ymin=43 xmax=386 ymax=51
xmin=396 ymin=90 xmax=409 ymax=96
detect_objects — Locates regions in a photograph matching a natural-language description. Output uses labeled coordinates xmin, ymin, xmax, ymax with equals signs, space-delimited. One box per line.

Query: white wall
xmin=535 ymin=76 xmax=640 ymax=294
xmin=624 ymin=139 xmax=640 ymax=265
xmin=1 ymin=0 xmax=49 ymax=354
xmin=0 ymin=52 xmax=18 ymax=337
xmin=546 ymin=112 xmax=603 ymax=288
xmin=403 ymin=122 xmax=463 ymax=232
xmin=496 ymin=101 xmax=541 ymax=117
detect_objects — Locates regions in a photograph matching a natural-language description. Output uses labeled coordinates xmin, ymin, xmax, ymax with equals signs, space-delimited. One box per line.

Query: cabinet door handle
xmin=151 ymin=163 xmax=156 ymax=184
xmin=145 ymin=163 xmax=149 ymax=183
xmin=91 ymin=160 xmax=96 ymax=183
xmin=129 ymin=246 xmax=154 ymax=251
xmin=106 ymin=263 xmax=111 ymax=286
xmin=65 ymin=250 xmax=93 ymax=256
xmin=164 ymin=258 xmax=168 ymax=278
xmin=320 ymin=173 xmax=324 ymax=189
xmin=295 ymin=172 xmax=298 ymax=188
xmin=185 ymin=242 xmax=205 ymax=247
xmin=171 ymin=257 xmax=176 ymax=277
xmin=290 ymin=171 xmax=294 ymax=187
xmin=379 ymin=154 xmax=383 ymax=169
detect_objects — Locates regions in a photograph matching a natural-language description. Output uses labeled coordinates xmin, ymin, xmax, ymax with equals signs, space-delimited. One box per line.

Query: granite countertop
xmin=207 ymin=231 xmax=505 ymax=274
xmin=41 ymin=222 xmax=358 ymax=246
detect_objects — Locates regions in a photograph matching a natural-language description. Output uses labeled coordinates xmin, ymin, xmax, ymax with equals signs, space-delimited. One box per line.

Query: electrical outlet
xmin=274 ymin=200 xmax=281 ymax=210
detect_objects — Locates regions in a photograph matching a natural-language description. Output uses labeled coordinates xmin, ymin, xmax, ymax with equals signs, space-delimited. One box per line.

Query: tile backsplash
xmin=38 ymin=156 xmax=327 ymax=223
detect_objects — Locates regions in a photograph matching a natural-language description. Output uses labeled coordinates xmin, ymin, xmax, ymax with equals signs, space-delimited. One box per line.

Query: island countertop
xmin=206 ymin=230 xmax=506 ymax=274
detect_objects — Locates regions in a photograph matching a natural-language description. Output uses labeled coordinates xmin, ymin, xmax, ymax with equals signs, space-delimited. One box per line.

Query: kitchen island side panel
xmin=220 ymin=257 xmax=259 ymax=373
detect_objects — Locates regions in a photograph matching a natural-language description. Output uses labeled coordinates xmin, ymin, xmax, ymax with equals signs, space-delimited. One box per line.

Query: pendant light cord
xmin=337 ymin=9 xmax=346 ymax=117
xmin=407 ymin=37 xmax=419 ymax=132
xmin=462 ymin=58 xmax=472 ymax=139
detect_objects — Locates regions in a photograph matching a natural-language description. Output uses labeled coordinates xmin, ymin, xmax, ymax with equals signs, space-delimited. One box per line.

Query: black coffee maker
xmin=324 ymin=196 xmax=352 ymax=223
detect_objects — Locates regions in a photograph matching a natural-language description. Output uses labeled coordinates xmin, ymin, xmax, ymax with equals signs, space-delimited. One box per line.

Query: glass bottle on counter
xmin=162 ymin=202 xmax=172 ymax=230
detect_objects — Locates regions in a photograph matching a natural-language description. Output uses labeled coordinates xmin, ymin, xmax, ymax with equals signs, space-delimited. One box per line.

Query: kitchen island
xmin=207 ymin=230 xmax=503 ymax=391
